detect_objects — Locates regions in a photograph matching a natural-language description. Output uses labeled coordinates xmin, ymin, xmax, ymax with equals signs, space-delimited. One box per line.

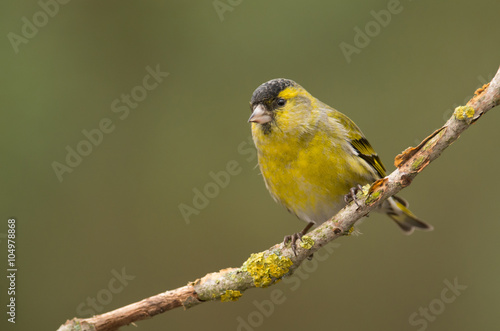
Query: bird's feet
xmin=283 ymin=232 xmax=303 ymax=256
xmin=344 ymin=184 xmax=364 ymax=209
xmin=284 ymin=222 xmax=314 ymax=256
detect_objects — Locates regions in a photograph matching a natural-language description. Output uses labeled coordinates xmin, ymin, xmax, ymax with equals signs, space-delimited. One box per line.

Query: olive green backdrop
xmin=2 ymin=1 xmax=499 ymax=330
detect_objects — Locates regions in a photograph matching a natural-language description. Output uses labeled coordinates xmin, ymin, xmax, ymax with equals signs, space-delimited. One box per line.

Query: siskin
xmin=248 ymin=79 xmax=432 ymax=252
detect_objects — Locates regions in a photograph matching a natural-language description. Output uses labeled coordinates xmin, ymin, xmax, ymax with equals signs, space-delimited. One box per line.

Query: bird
xmin=248 ymin=78 xmax=432 ymax=253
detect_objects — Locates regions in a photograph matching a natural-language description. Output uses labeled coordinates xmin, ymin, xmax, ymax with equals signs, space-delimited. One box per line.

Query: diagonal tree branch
xmin=58 ymin=66 xmax=500 ymax=331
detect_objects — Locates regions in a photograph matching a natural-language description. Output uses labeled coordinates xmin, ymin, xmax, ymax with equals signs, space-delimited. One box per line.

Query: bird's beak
xmin=248 ymin=104 xmax=272 ymax=124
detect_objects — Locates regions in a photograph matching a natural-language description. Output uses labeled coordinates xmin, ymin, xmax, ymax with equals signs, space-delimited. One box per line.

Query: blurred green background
xmin=1 ymin=1 xmax=500 ymax=330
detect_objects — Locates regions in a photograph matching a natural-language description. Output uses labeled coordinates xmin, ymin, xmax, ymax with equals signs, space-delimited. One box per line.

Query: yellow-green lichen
xmin=365 ymin=190 xmax=381 ymax=205
xmin=241 ymin=253 xmax=293 ymax=288
xmin=299 ymin=235 xmax=314 ymax=249
xmin=343 ymin=226 xmax=355 ymax=236
xmin=359 ymin=184 xmax=370 ymax=197
xmin=220 ymin=290 xmax=243 ymax=302
xmin=454 ymin=106 xmax=475 ymax=120
xmin=411 ymin=155 xmax=427 ymax=171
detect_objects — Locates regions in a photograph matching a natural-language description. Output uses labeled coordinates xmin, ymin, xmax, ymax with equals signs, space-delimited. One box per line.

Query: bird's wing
xmin=327 ymin=108 xmax=387 ymax=178
xmin=350 ymin=136 xmax=386 ymax=178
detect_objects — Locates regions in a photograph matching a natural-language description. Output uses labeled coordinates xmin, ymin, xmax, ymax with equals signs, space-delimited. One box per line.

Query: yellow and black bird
xmin=248 ymin=78 xmax=432 ymax=251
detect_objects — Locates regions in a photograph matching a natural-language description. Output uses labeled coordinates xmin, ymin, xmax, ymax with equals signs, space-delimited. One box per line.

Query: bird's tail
xmin=385 ymin=196 xmax=433 ymax=234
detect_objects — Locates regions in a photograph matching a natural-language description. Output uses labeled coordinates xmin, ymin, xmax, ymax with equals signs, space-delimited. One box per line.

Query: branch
xmin=58 ymin=67 xmax=500 ymax=331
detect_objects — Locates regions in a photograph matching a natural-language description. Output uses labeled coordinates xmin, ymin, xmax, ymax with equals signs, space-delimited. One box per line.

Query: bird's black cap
xmin=250 ymin=78 xmax=297 ymax=105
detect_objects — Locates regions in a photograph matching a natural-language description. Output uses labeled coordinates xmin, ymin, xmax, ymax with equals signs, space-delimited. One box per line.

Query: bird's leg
xmin=344 ymin=184 xmax=364 ymax=209
xmin=284 ymin=222 xmax=314 ymax=256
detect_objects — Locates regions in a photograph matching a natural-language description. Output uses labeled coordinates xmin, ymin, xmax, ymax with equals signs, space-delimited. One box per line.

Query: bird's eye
xmin=276 ymin=98 xmax=286 ymax=107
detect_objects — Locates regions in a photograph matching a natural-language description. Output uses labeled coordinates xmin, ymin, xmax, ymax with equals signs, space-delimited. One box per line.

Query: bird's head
xmin=249 ymin=78 xmax=316 ymax=135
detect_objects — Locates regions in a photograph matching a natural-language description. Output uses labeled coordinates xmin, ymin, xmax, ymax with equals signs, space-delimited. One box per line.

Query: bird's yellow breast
xmin=252 ymin=121 xmax=372 ymax=224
